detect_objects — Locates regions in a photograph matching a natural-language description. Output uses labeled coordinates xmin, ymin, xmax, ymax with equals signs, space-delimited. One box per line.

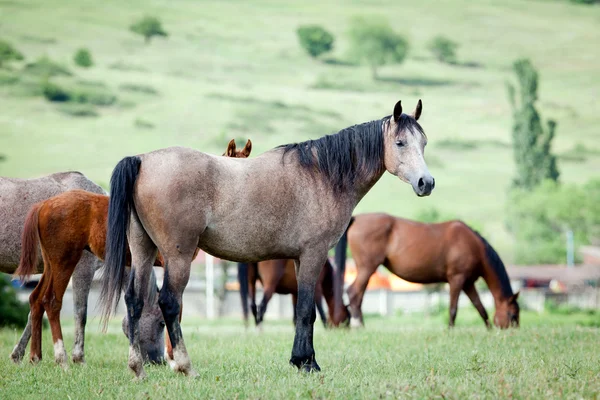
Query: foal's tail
xmin=333 ymin=217 xmax=354 ymax=324
xmin=237 ymin=263 xmax=249 ymax=325
xmin=14 ymin=202 xmax=43 ymax=281
xmin=99 ymin=156 xmax=142 ymax=329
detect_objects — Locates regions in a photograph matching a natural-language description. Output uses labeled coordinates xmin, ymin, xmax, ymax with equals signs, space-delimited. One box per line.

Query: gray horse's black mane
xmin=280 ymin=114 xmax=423 ymax=192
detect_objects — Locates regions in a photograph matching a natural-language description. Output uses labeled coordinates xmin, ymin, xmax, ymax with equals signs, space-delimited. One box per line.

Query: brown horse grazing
xmin=99 ymin=99 xmax=434 ymax=378
xmin=334 ymin=213 xmax=520 ymax=329
xmin=13 ymin=190 xmax=167 ymax=367
xmin=240 ymin=258 xmax=344 ymax=328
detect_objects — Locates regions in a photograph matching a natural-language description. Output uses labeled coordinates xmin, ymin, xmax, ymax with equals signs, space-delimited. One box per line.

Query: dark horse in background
xmin=237 ymin=258 xmax=343 ymax=328
xmin=334 ymin=213 xmax=520 ymax=329
xmin=99 ymin=100 xmax=434 ymax=379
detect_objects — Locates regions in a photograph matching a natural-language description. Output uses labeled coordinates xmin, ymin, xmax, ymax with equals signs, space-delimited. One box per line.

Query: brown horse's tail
xmin=333 ymin=217 xmax=354 ymax=325
xmin=470 ymin=228 xmax=514 ymax=298
xmin=237 ymin=263 xmax=250 ymax=324
xmin=14 ymin=202 xmax=43 ymax=281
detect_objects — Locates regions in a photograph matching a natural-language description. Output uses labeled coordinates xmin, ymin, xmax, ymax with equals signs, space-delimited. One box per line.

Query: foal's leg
xmin=248 ymin=265 xmax=259 ymax=326
xmin=158 ymin=254 xmax=196 ymax=376
xmin=346 ymin=269 xmax=372 ymax=328
xmin=28 ymin=271 xmax=51 ymax=363
xmin=70 ymin=251 xmax=99 ymax=364
xmin=257 ymin=286 xmax=275 ymax=326
xmin=463 ymin=282 xmax=491 ymax=329
xmin=314 ymin=284 xmax=327 ymax=328
xmin=290 ymin=251 xmax=327 ymax=372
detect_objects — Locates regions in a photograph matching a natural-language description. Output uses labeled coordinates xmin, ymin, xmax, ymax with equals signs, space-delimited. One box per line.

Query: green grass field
xmin=0 ymin=310 xmax=599 ymax=399
xmin=1 ymin=0 xmax=599 ymax=261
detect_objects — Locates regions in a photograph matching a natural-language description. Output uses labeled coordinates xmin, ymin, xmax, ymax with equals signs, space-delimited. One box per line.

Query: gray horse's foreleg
xmin=70 ymin=251 xmax=98 ymax=364
xmin=289 ymin=252 xmax=326 ymax=372
xmin=9 ymin=312 xmax=32 ymax=363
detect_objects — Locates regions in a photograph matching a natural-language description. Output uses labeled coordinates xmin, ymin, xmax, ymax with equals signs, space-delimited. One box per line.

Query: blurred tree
xmin=0 ymin=276 xmax=29 ymax=328
xmin=347 ymin=16 xmax=409 ymax=79
xmin=0 ymin=39 xmax=24 ymax=67
xmin=427 ymin=35 xmax=458 ymax=64
xmin=296 ymin=25 xmax=334 ymax=59
xmin=506 ymin=179 xmax=600 ymax=264
xmin=130 ymin=16 xmax=168 ymax=44
xmin=74 ymin=48 xmax=93 ymax=68
xmin=507 ymin=59 xmax=559 ymax=190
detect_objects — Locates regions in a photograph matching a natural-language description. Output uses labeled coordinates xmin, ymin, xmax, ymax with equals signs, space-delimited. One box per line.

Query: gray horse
xmin=100 ymin=100 xmax=434 ymax=379
xmin=0 ymin=172 xmax=164 ymax=366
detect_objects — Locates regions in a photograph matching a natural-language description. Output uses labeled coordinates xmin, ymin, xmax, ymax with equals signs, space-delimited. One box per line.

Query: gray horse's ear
xmin=242 ymin=139 xmax=252 ymax=158
xmin=226 ymin=139 xmax=236 ymax=157
xmin=393 ymin=101 xmax=402 ymax=122
xmin=411 ymin=99 xmax=422 ymax=121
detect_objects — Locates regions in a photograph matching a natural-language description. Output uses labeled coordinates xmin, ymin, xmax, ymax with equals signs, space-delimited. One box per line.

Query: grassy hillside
xmin=1 ymin=0 xmax=599 ymax=261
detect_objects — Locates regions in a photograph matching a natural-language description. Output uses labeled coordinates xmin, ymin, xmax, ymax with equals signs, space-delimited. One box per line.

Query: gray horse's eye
xmin=395 ymin=141 xmax=405 ymax=147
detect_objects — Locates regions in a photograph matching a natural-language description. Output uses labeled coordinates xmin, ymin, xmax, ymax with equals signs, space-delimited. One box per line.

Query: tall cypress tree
xmin=507 ymin=59 xmax=559 ymax=190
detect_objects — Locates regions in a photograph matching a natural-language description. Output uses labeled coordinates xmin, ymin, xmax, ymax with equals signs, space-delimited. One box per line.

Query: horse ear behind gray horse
xmin=0 ymin=172 xmax=164 ymax=366
xmin=100 ymin=99 xmax=433 ymax=379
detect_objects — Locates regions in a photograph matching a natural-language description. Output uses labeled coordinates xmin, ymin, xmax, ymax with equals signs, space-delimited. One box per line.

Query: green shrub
xmin=0 ymin=276 xmax=29 ymax=328
xmin=347 ymin=16 xmax=409 ymax=79
xmin=42 ymin=80 xmax=70 ymax=102
xmin=296 ymin=25 xmax=334 ymax=58
xmin=73 ymin=48 xmax=93 ymax=68
xmin=0 ymin=39 xmax=24 ymax=67
xmin=428 ymin=35 xmax=458 ymax=64
xmin=119 ymin=83 xmax=158 ymax=95
xmin=24 ymin=56 xmax=72 ymax=77
xmin=569 ymin=0 xmax=597 ymax=4
xmin=130 ymin=16 xmax=168 ymax=44
xmin=0 ymin=70 xmax=19 ymax=85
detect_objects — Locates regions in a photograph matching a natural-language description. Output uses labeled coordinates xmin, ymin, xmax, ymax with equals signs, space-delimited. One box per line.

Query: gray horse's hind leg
xmin=10 ymin=312 xmax=32 ymax=363
xmin=158 ymin=254 xmax=196 ymax=377
xmin=290 ymin=251 xmax=327 ymax=372
xmin=70 ymin=251 xmax=99 ymax=364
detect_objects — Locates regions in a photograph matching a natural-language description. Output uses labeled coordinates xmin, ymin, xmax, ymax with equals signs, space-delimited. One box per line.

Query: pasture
xmin=0 ymin=311 xmax=599 ymax=399
xmin=1 ymin=0 xmax=600 ymax=260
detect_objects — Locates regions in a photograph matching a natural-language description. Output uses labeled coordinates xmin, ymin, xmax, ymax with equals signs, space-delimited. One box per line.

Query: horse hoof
xmin=72 ymin=354 xmax=85 ymax=364
xmin=10 ymin=349 xmax=24 ymax=364
xmin=30 ymin=355 xmax=41 ymax=365
xmin=350 ymin=317 xmax=363 ymax=329
xmin=290 ymin=357 xmax=320 ymax=373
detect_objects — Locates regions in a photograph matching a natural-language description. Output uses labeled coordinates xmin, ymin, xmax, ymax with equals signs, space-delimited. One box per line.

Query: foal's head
xmin=223 ymin=139 xmax=252 ymax=158
xmin=383 ymin=100 xmax=434 ymax=197
xmin=494 ymin=291 xmax=520 ymax=329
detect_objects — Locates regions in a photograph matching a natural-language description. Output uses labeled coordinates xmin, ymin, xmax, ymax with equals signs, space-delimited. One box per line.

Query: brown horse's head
xmin=383 ymin=100 xmax=434 ymax=197
xmin=494 ymin=291 xmax=520 ymax=329
xmin=223 ymin=138 xmax=252 ymax=158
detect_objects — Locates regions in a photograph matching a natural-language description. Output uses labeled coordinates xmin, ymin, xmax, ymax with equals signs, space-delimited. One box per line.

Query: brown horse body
xmin=243 ymin=259 xmax=339 ymax=327
xmin=336 ymin=213 xmax=519 ymax=329
xmin=14 ymin=190 xmax=166 ymax=367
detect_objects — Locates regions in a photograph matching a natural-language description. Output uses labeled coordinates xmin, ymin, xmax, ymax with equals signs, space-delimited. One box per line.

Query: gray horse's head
xmin=121 ymin=289 xmax=165 ymax=364
xmin=383 ymin=100 xmax=434 ymax=197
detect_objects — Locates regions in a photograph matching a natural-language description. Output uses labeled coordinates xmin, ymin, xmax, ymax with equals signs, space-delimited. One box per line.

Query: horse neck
xmin=352 ymin=166 xmax=386 ymax=205
xmin=480 ymin=256 xmax=513 ymax=306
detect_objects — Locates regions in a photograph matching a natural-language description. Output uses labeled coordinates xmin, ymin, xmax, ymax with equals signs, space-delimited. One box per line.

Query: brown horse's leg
xmin=314 ymin=284 xmax=327 ymax=328
xmin=290 ymin=251 xmax=327 ymax=372
xmin=347 ymin=270 xmax=371 ymax=328
xmin=70 ymin=251 xmax=99 ymax=364
xmin=28 ymin=271 xmax=51 ymax=364
xmin=248 ymin=263 xmax=259 ymax=326
xmin=257 ymin=287 xmax=275 ymax=326
xmin=463 ymin=282 xmax=491 ymax=329
xmin=448 ymin=278 xmax=465 ymax=328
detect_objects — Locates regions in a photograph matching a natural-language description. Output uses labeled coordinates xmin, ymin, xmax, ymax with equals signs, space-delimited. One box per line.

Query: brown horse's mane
xmin=279 ymin=115 xmax=423 ymax=193
xmin=470 ymin=228 xmax=514 ymax=298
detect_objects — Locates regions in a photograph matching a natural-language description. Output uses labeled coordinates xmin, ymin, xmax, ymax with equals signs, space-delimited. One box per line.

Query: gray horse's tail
xmin=99 ymin=156 xmax=142 ymax=330
xmin=333 ymin=217 xmax=354 ymax=325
